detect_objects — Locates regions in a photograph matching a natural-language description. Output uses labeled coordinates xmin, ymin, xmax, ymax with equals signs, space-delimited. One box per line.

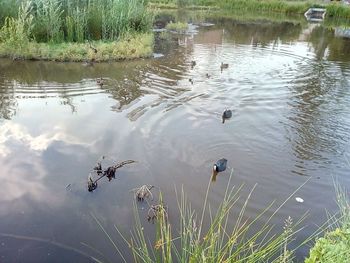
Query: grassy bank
xmin=218 ymin=0 xmax=316 ymax=14
xmin=151 ymin=0 xmax=350 ymax=19
xmin=223 ymin=0 xmax=350 ymax=19
xmin=0 ymin=0 xmax=154 ymax=61
xmin=151 ymin=0 xmax=217 ymax=9
xmin=0 ymin=33 xmax=153 ymax=62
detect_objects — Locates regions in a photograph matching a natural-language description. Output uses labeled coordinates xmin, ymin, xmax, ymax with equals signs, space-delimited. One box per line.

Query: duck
xmin=214 ymin=158 xmax=227 ymax=172
xmin=189 ymin=78 xmax=194 ymax=85
xmin=212 ymin=158 xmax=228 ymax=182
xmin=222 ymin=109 xmax=232 ymax=123
xmin=206 ymin=73 xmax=210 ymax=79
xmin=96 ymin=77 xmax=104 ymax=86
xmin=191 ymin=60 xmax=196 ymax=68
xmin=220 ymin=62 xmax=229 ymax=71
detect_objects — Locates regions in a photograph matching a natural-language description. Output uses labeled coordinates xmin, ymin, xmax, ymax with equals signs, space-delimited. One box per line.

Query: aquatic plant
xmin=91 ymin=171 xmax=313 ymax=262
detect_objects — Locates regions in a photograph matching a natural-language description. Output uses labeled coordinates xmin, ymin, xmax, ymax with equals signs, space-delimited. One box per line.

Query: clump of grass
xmin=92 ymin=171 xmax=312 ymax=262
xmin=305 ymin=182 xmax=350 ymax=263
xmin=32 ymin=0 xmax=64 ymax=43
xmin=165 ymin=21 xmax=188 ymax=31
xmin=218 ymin=0 xmax=315 ymax=15
xmin=326 ymin=3 xmax=350 ymax=19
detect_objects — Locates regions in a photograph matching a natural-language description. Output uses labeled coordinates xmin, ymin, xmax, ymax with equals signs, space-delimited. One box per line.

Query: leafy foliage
xmin=305 ymin=228 xmax=350 ymax=263
xmin=305 ymin=184 xmax=350 ymax=263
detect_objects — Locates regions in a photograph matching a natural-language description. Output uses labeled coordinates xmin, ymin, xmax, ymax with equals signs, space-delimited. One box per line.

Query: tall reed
xmin=65 ymin=6 xmax=87 ymax=43
xmin=326 ymin=3 xmax=350 ymax=19
xmin=0 ymin=0 xmax=20 ymax=26
xmin=1 ymin=0 xmax=154 ymax=43
xmin=0 ymin=1 xmax=34 ymax=47
xmin=32 ymin=0 xmax=64 ymax=42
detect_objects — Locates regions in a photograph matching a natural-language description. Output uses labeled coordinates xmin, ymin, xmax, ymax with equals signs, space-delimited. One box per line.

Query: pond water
xmin=1 ymin=13 xmax=350 ymax=262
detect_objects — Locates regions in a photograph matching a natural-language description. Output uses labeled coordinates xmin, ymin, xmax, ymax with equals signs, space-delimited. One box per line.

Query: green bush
xmin=305 ymin=184 xmax=350 ymax=263
xmin=305 ymin=228 xmax=350 ymax=263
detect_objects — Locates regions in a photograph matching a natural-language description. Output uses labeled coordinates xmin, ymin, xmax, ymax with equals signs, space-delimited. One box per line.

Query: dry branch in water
xmin=88 ymin=156 xmax=136 ymax=192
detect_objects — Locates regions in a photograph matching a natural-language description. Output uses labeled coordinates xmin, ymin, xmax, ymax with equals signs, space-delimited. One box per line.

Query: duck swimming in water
xmin=220 ymin=62 xmax=229 ymax=72
xmin=214 ymin=158 xmax=227 ymax=172
xmin=222 ymin=109 xmax=232 ymax=123
xmin=212 ymin=158 xmax=228 ymax=182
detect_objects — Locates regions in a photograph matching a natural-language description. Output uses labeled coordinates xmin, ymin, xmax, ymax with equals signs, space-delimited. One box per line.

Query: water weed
xmin=91 ymin=171 xmax=313 ymax=262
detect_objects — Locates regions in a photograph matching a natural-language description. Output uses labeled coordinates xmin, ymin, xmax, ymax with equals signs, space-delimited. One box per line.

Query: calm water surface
xmin=1 ymin=15 xmax=350 ymax=262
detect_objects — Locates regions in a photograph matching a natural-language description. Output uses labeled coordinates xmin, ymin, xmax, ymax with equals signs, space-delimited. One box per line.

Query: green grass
xmin=151 ymin=0 xmax=350 ymax=20
xmin=91 ymin=171 xmax=314 ymax=262
xmin=217 ymin=0 xmax=322 ymax=15
xmin=0 ymin=33 xmax=154 ymax=61
xmin=326 ymin=3 xmax=350 ymax=19
xmin=0 ymin=0 xmax=154 ymax=43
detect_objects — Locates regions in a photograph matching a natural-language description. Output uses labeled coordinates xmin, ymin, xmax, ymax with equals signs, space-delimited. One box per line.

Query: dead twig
xmin=88 ymin=157 xmax=136 ymax=192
